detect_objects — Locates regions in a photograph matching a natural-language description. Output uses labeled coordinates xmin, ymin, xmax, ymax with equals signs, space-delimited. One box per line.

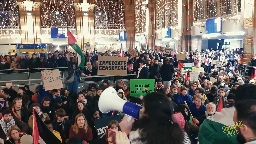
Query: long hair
xmin=72 ymin=113 xmax=89 ymax=134
xmin=132 ymin=92 xmax=184 ymax=144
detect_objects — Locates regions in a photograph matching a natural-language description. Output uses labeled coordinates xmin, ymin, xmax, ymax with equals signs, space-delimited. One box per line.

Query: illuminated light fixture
xmin=22 ymin=0 xmax=34 ymax=13
xmin=79 ymin=0 xmax=95 ymax=12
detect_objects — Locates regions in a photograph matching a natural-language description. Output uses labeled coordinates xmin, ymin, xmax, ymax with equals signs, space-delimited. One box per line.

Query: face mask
xmin=236 ymin=129 xmax=246 ymax=144
xmin=1 ymin=62 xmax=5 ymax=64
xmin=173 ymin=91 xmax=178 ymax=94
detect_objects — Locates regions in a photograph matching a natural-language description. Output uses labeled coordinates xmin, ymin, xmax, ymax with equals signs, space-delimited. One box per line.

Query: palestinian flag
xmin=198 ymin=107 xmax=240 ymax=144
xmin=33 ymin=109 xmax=61 ymax=144
xmin=67 ymin=31 xmax=85 ymax=69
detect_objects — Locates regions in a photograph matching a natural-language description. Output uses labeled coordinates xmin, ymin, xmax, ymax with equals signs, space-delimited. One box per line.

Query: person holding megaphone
xmin=99 ymin=87 xmax=185 ymax=144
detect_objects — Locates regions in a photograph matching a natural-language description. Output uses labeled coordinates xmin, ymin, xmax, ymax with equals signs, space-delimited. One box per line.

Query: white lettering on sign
xmin=97 ymin=126 xmax=108 ymax=136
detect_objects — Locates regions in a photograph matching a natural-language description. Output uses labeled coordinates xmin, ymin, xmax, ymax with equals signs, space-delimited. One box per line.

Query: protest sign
xmin=176 ymin=54 xmax=186 ymax=60
xmin=98 ymin=56 xmax=127 ymax=76
xmin=94 ymin=115 xmax=123 ymax=139
xmin=41 ymin=69 xmax=63 ymax=90
xmin=130 ymin=79 xmax=155 ymax=97
xmin=0 ymin=100 xmax=6 ymax=109
xmin=190 ymin=72 xmax=199 ymax=81
xmin=165 ymin=48 xmax=172 ymax=54
xmin=192 ymin=67 xmax=204 ymax=72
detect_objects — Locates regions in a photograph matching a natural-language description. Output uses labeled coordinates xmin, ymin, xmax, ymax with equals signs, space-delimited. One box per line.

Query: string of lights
xmin=135 ymin=0 xmax=146 ymax=33
xmin=220 ymin=0 xmax=232 ymax=16
xmin=95 ymin=0 xmax=125 ymax=29
xmin=0 ymin=0 xmax=20 ymax=28
xmin=166 ymin=0 xmax=178 ymax=27
xmin=155 ymin=0 xmax=165 ymax=30
xmin=193 ymin=0 xmax=205 ymax=21
xmin=206 ymin=0 xmax=217 ymax=18
xmin=155 ymin=0 xmax=178 ymax=30
xmin=40 ymin=0 xmax=76 ymax=28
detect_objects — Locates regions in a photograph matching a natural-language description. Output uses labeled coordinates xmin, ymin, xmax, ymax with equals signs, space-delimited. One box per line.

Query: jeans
xmin=67 ymin=75 xmax=78 ymax=94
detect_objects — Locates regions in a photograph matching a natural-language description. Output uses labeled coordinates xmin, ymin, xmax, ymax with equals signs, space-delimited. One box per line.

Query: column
xmin=180 ymin=0 xmax=193 ymax=52
xmin=75 ymin=0 xmax=95 ymax=50
xmin=148 ymin=0 xmax=156 ymax=50
xmin=19 ymin=0 xmax=36 ymax=44
xmin=242 ymin=0 xmax=255 ymax=63
xmin=88 ymin=9 xmax=95 ymax=50
xmin=123 ymin=0 xmax=136 ymax=51
xmin=75 ymin=5 xmax=85 ymax=50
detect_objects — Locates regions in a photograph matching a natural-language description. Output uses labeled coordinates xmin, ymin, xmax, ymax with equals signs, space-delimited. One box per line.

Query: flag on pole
xmin=120 ymin=43 xmax=124 ymax=57
xmin=67 ymin=30 xmax=85 ymax=69
xmin=33 ymin=109 xmax=61 ymax=144
xmin=32 ymin=110 xmax=39 ymax=144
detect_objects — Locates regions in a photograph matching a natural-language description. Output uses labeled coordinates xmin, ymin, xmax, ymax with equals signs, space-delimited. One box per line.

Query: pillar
xmin=88 ymin=9 xmax=95 ymax=50
xmin=74 ymin=4 xmax=84 ymax=49
xmin=242 ymin=0 xmax=255 ymax=63
xmin=19 ymin=0 xmax=39 ymax=44
xmin=180 ymin=0 xmax=193 ymax=52
xmin=148 ymin=0 xmax=156 ymax=50
xmin=75 ymin=0 xmax=95 ymax=50
xmin=123 ymin=0 xmax=136 ymax=51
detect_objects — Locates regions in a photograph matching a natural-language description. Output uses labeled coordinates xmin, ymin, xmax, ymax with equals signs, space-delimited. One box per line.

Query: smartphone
xmin=107 ymin=129 xmax=116 ymax=144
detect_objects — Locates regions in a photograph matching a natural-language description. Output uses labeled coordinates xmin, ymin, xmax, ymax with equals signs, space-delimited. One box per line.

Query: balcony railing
xmin=41 ymin=26 xmax=76 ymax=35
xmin=95 ymin=24 xmax=125 ymax=35
xmin=0 ymin=26 xmax=20 ymax=35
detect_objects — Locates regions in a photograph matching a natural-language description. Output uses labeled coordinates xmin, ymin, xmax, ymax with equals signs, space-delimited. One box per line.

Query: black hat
xmin=128 ymin=60 xmax=133 ymax=64
xmin=139 ymin=59 xmax=145 ymax=64
xmin=227 ymin=93 xmax=235 ymax=100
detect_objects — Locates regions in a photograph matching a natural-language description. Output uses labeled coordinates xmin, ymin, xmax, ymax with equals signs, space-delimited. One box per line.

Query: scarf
xmin=0 ymin=117 xmax=15 ymax=135
xmin=137 ymin=65 xmax=146 ymax=78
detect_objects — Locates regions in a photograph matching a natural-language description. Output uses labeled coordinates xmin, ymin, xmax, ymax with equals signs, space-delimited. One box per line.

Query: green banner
xmin=130 ymin=79 xmax=155 ymax=97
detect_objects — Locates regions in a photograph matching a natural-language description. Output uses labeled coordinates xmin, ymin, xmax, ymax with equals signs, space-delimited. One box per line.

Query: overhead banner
xmin=16 ymin=44 xmax=47 ymax=52
xmin=98 ymin=56 xmax=127 ymax=76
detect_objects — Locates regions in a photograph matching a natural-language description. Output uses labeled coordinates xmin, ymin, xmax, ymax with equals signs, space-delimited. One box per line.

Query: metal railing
xmin=0 ymin=68 xmax=136 ymax=89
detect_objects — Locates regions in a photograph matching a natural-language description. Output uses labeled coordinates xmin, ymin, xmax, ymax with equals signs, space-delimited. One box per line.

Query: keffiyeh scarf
xmin=0 ymin=117 xmax=15 ymax=135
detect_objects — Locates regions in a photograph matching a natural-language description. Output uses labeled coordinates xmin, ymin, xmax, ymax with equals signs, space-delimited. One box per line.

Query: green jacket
xmin=198 ymin=107 xmax=240 ymax=144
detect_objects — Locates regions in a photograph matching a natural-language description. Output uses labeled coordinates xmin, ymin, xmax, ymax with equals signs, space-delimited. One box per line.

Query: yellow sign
xmin=8 ymin=49 xmax=16 ymax=53
xmin=19 ymin=49 xmax=46 ymax=52
xmin=222 ymin=121 xmax=242 ymax=136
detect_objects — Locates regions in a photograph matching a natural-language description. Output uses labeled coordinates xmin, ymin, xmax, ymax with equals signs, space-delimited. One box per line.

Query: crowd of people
xmin=0 ymin=47 xmax=255 ymax=144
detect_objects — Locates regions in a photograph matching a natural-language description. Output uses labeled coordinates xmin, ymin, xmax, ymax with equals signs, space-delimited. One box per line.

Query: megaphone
xmin=99 ymin=87 xmax=142 ymax=119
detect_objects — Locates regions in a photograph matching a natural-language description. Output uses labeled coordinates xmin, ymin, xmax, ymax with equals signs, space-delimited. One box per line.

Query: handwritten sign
xmin=98 ymin=56 xmax=127 ymax=76
xmin=222 ymin=121 xmax=243 ymax=136
xmin=130 ymin=79 xmax=155 ymax=97
xmin=190 ymin=72 xmax=199 ymax=81
xmin=41 ymin=69 xmax=63 ymax=90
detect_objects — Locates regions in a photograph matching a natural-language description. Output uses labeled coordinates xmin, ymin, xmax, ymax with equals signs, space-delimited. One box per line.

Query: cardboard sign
xmin=41 ymin=69 xmax=63 ymax=90
xmin=130 ymin=79 xmax=155 ymax=97
xmin=190 ymin=72 xmax=199 ymax=81
xmin=94 ymin=115 xmax=122 ymax=139
xmin=98 ymin=56 xmax=127 ymax=76
xmin=176 ymin=54 xmax=186 ymax=60
xmin=210 ymin=77 xmax=217 ymax=83
xmin=192 ymin=67 xmax=204 ymax=72
xmin=165 ymin=48 xmax=172 ymax=54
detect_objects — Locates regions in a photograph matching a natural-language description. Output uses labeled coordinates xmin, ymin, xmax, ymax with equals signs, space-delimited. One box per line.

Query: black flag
xmin=34 ymin=109 xmax=61 ymax=144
